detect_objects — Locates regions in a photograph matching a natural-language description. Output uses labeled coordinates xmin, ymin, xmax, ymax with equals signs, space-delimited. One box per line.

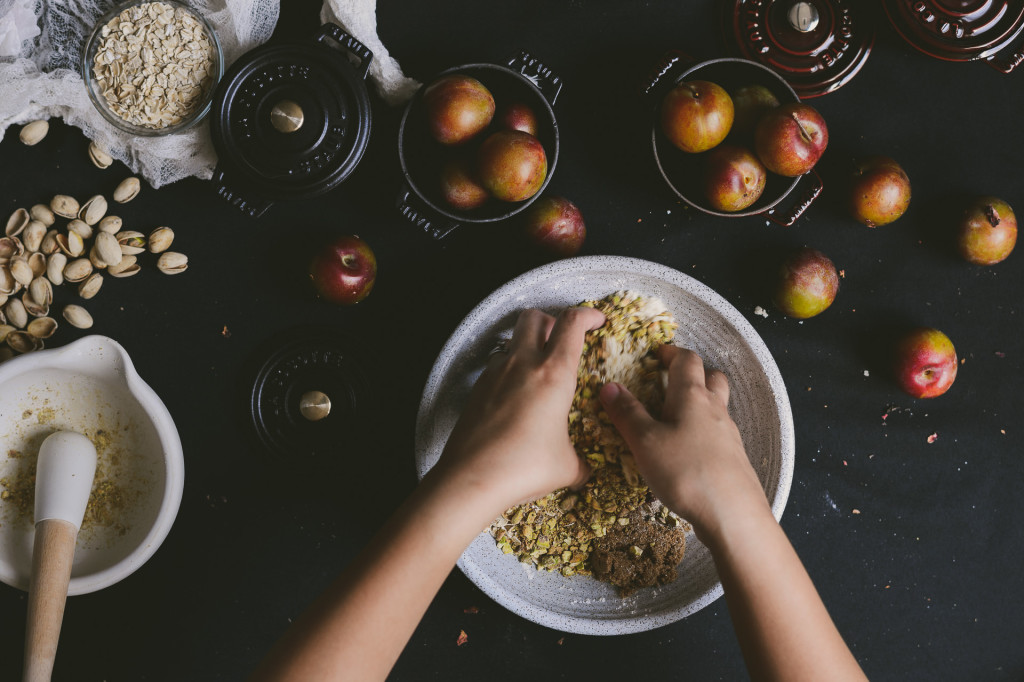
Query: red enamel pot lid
xmin=882 ymin=0 xmax=1024 ymax=66
xmin=723 ymin=0 xmax=874 ymax=98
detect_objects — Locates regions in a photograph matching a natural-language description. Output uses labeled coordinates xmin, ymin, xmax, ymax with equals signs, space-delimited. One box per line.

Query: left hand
xmin=430 ymin=306 xmax=606 ymax=515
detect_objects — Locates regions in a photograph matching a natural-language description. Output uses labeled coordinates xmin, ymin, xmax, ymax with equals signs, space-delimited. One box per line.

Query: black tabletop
xmin=1 ymin=1 xmax=1022 ymax=680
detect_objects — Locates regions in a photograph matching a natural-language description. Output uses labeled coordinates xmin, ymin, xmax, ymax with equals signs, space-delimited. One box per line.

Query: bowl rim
xmin=81 ymin=0 xmax=224 ymax=137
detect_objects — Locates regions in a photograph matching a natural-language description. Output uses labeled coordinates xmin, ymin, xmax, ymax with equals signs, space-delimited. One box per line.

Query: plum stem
xmin=984 ymin=204 xmax=1001 ymax=227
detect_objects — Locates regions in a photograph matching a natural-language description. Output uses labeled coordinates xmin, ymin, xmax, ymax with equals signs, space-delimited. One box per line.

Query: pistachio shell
xmin=156 ymin=251 xmax=188 ymax=275
xmin=29 ymin=204 xmax=55 ymax=226
xmin=113 ymin=177 xmax=140 ymax=203
xmin=89 ymin=245 xmax=107 ymax=270
xmin=27 ymin=253 xmax=46 ymax=278
xmin=7 ymin=330 xmax=43 ymax=353
xmin=63 ymin=304 xmax=94 ymax=329
xmin=0 ymin=236 xmax=24 ymax=259
xmin=88 ymin=141 xmax=113 ymax=169
xmin=6 ymin=208 xmax=29 ymax=237
xmin=68 ymin=219 xmax=94 ymax=240
xmin=98 ymin=215 xmax=122 ymax=234
xmin=39 ymin=229 xmax=59 ymax=255
xmin=79 ymin=195 xmax=108 ymax=226
xmin=63 ymin=258 xmax=93 ymax=283
xmin=78 ymin=272 xmax=103 ymax=299
xmin=46 ymin=253 xmax=67 ymax=285
xmin=50 ymin=195 xmax=80 ymax=219
xmin=19 ymin=120 xmax=49 ymax=146
xmin=23 ymin=221 xmax=46 ymax=252
xmin=0 ymin=293 xmax=6 ymax=308
xmin=94 ymin=231 xmax=123 ymax=267
xmin=29 ymin=276 xmax=53 ymax=307
xmin=0 ymin=347 xmax=13 ymax=363
xmin=57 ymin=231 xmax=85 ymax=257
xmin=10 ymin=256 xmax=33 ymax=286
xmin=27 ymin=316 xmax=57 ymax=339
xmin=107 ymin=254 xmax=139 ymax=277
xmin=148 ymin=226 xmax=174 ymax=253
xmin=115 ymin=230 xmax=146 ymax=255
xmin=22 ymin=290 xmax=48 ymax=317
xmin=0 ymin=324 xmax=14 ymax=342
xmin=0 ymin=265 xmax=17 ymax=295
xmin=5 ymin=297 xmax=28 ymax=328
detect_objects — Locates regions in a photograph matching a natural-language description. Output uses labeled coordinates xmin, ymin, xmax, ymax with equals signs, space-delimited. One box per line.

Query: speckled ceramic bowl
xmin=414 ymin=256 xmax=794 ymax=634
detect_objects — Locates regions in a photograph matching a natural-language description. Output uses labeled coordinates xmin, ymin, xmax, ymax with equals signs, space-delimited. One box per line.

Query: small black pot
xmin=644 ymin=53 xmax=822 ymax=226
xmin=397 ymin=50 xmax=562 ymax=240
xmin=210 ymin=24 xmax=373 ymax=218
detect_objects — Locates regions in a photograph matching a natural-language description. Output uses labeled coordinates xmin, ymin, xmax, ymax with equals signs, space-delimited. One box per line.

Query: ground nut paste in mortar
xmin=489 ymin=291 xmax=690 ymax=596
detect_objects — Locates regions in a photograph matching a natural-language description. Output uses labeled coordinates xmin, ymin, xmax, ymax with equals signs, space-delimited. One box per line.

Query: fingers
xmin=659 ymin=345 xmax=730 ymax=414
xmin=599 ymin=382 xmax=655 ymax=445
xmin=508 ymin=309 xmax=556 ymax=354
xmin=543 ymin=307 xmax=606 ymax=367
xmin=705 ymin=368 xmax=730 ymax=407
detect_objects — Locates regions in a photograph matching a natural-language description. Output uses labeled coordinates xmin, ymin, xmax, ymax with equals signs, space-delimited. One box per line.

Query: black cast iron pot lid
xmin=210 ymin=23 xmax=373 ymax=217
xmin=883 ymin=0 xmax=1024 ymax=64
xmin=724 ymin=0 xmax=873 ymax=98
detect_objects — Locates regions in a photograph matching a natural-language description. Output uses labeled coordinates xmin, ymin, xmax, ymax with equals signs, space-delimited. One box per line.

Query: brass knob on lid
xmin=299 ymin=390 xmax=331 ymax=421
xmin=270 ymin=100 xmax=304 ymax=133
xmin=788 ymin=1 xmax=821 ymax=32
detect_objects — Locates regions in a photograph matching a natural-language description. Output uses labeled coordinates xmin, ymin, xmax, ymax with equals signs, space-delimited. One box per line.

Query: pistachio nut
xmin=29 ymin=204 xmax=55 ymax=227
xmin=0 ymin=265 xmax=17 ymax=295
xmin=88 ymin=141 xmax=113 ymax=169
xmin=46 ymin=253 xmax=67 ymax=285
xmin=98 ymin=215 xmax=122 ymax=234
xmin=10 ymin=256 xmax=33 ymax=287
xmin=0 ymin=324 xmax=13 ymax=342
xmin=115 ymin=230 xmax=146 ymax=255
xmin=7 ymin=330 xmax=43 ymax=354
xmin=94 ymin=231 xmax=123 ymax=267
xmin=68 ymin=219 xmax=94 ymax=241
xmin=27 ymin=316 xmax=57 ymax=339
xmin=19 ymin=120 xmax=49 ymax=146
xmin=5 ymin=208 xmax=29 ymax=237
xmin=63 ymin=258 xmax=93 ymax=283
xmin=79 ymin=195 xmax=108 ymax=226
xmin=50 ymin=195 xmax=80 ymax=219
xmin=0 ymin=293 xmax=6 ymax=308
xmin=39 ymin=229 xmax=59 ymax=255
xmin=29 ymin=276 xmax=53 ymax=307
xmin=89 ymin=245 xmax=107 ymax=270
xmin=27 ymin=253 xmax=46 ymax=278
xmin=0 ymin=236 xmax=25 ymax=260
xmin=156 ymin=251 xmax=188 ymax=275
xmin=0 ymin=346 xmax=13 ymax=363
xmin=56 ymin=231 xmax=85 ymax=257
xmin=22 ymin=290 xmax=48 ymax=317
xmin=113 ymin=177 xmax=141 ymax=203
xmin=107 ymin=254 xmax=139 ymax=278
xmin=148 ymin=226 xmax=174 ymax=254
xmin=5 ymin=297 xmax=28 ymax=328
xmin=23 ymin=221 xmax=46 ymax=253
xmin=62 ymin=304 xmax=94 ymax=329
xmin=78 ymin=272 xmax=103 ymax=299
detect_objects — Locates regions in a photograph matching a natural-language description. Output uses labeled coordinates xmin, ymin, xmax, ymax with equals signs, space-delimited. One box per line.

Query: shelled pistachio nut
xmin=94 ymin=231 xmax=123 ymax=267
xmin=29 ymin=277 xmax=53 ymax=306
xmin=5 ymin=297 xmax=28 ymax=328
xmin=88 ymin=141 xmax=113 ymax=169
xmin=50 ymin=195 xmax=79 ymax=219
xmin=6 ymin=208 xmax=29 ymax=237
xmin=113 ymin=177 xmax=140 ymax=203
xmin=19 ymin=120 xmax=49 ymax=146
xmin=157 ymin=251 xmax=188 ymax=275
xmin=23 ymin=221 xmax=46 ymax=252
xmin=148 ymin=227 xmax=174 ymax=253
xmin=79 ymin=195 xmax=108 ymax=226
xmin=68 ymin=219 xmax=94 ymax=241
xmin=22 ymin=290 xmax=48 ymax=317
xmin=116 ymin=230 xmax=146 ymax=255
xmin=63 ymin=258 xmax=93 ymax=283
xmin=26 ymin=316 xmax=57 ymax=339
xmin=7 ymin=330 xmax=43 ymax=353
xmin=56 ymin=231 xmax=85 ymax=257
xmin=78 ymin=272 xmax=103 ymax=299
xmin=98 ymin=215 xmax=122 ymax=234
xmin=30 ymin=204 xmax=55 ymax=226
xmin=63 ymin=304 xmax=94 ymax=329
xmin=10 ymin=256 xmax=33 ymax=287
xmin=107 ymin=254 xmax=139 ymax=278
xmin=46 ymin=253 xmax=66 ymax=285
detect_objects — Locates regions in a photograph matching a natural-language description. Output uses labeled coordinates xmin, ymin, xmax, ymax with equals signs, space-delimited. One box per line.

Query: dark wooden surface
xmin=1 ymin=1 xmax=1022 ymax=679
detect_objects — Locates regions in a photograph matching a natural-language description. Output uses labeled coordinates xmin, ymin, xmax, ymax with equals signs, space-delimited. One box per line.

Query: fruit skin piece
xmin=893 ymin=327 xmax=958 ymax=398
xmin=703 ymin=144 xmax=767 ymax=212
xmin=522 ymin=196 xmax=586 ymax=257
xmin=421 ymin=75 xmax=495 ymax=145
xmin=755 ymin=102 xmax=828 ymax=177
xmin=309 ymin=235 xmax=377 ymax=305
xmin=477 ymin=130 xmax=548 ymax=202
xmin=495 ymin=101 xmax=538 ymax=136
xmin=660 ymin=80 xmax=734 ymax=154
xmin=848 ymin=156 xmax=911 ymax=227
xmin=956 ymin=196 xmax=1017 ymax=265
xmin=730 ymin=84 xmax=780 ymax=139
xmin=772 ymin=247 xmax=839 ymax=319
xmin=440 ymin=157 xmax=489 ymax=210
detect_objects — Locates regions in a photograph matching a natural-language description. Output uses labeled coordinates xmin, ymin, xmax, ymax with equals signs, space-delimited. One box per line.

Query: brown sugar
xmin=589 ymin=510 xmax=686 ymax=597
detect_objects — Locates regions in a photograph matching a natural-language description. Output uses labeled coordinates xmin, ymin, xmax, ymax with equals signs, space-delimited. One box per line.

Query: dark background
xmin=1 ymin=1 xmax=1022 ymax=679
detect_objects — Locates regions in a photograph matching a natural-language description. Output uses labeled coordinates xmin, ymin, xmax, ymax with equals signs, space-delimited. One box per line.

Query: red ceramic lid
xmin=724 ymin=0 xmax=874 ymax=98
xmin=882 ymin=0 xmax=1024 ymax=65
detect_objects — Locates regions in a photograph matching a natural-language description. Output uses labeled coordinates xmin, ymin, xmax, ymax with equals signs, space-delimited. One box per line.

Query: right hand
xmin=598 ymin=344 xmax=771 ymax=540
